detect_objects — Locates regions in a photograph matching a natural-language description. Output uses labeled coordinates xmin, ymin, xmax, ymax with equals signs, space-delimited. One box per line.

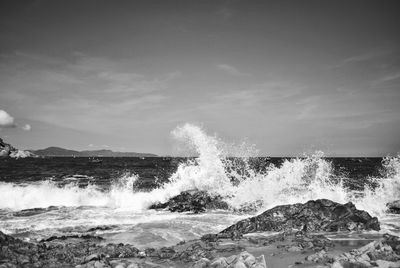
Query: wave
xmin=0 ymin=123 xmax=399 ymax=217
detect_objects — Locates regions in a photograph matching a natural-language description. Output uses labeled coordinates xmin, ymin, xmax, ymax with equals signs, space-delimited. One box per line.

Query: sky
xmin=0 ymin=0 xmax=399 ymax=156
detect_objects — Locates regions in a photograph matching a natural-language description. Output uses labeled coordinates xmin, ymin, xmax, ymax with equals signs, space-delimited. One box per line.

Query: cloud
xmin=217 ymin=64 xmax=250 ymax=76
xmin=0 ymin=110 xmax=15 ymax=127
xmin=22 ymin=124 xmax=31 ymax=131
xmin=331 ymin=49 xmax=391 ymax=69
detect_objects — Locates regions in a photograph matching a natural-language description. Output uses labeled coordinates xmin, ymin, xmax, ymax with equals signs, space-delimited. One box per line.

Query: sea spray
xmin=354 ymin=155 xmax=400 ymax=216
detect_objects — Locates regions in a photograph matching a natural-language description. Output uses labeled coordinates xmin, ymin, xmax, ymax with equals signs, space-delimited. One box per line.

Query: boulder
xmin=387 ymin=200 xmax=400 ymax=214
xmin=192 ymin=252 xmax=267 ymax=268
xmin=220 ymin=199 xmax=380 ymax=236
xmin=149 ymin=190 xmax=229 ymax=213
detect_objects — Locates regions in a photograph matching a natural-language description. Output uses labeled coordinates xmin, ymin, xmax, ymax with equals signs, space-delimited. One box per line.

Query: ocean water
xmin=0 ymin=124 xmax=399 ymax=248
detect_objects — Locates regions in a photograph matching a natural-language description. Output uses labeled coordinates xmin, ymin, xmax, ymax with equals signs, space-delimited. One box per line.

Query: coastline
xmin=1 ymin=199 xmax=399 ymax=268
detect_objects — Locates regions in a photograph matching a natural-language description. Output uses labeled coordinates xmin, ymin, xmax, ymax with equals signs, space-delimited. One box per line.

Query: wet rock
xmin=387 ymin=200 xmax=400 ymax=214
xmin=0 ymin=231 xmax=139 ymax=267
xmin=330 ymin=234 xmax=400 ymax=268
xmin=149 ymin=190 xmax=229 ymax=213
xmin=42 ymin=234 xmax=104 ymax=242
xmin=87 ymin=226 xmax=116 ymax=232
xmin=220 ymin=199 xmax=380 ymax=236
xmin=13 ymin=206 xmax=59 ymax=217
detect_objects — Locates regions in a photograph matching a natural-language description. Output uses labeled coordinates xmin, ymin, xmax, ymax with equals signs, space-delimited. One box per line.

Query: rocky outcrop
xmin=220 ymin=199 xmax=380 ymax=236
xmin=149 ymin=190 xmax=229 ymax=213
xmin=304 ymin=234 xmax=400 ymax=267
xmin=0 ymin=231 xmax=139 ymax=267
xmin=387 ymin=200 xmax=400 ymax=214
xmin=0 ymin=138 xmax=35 ymax=158
xmin=190 ymin=251 xmax=266 ymax=268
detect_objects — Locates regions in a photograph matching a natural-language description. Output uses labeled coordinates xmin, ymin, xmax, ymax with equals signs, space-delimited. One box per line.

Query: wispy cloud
xmin=217 ymin=64 xmax=250 ymax=76
xmin=330 ymin=49 xmax=391 ymax=69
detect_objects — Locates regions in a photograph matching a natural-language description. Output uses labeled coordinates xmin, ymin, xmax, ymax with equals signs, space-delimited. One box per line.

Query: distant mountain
xmin=30 ymin=147 xmax=157 ymax=157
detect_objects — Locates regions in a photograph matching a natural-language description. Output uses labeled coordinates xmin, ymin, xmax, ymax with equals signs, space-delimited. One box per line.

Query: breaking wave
xmin=0 ymin=123 xmax=399 ymax=217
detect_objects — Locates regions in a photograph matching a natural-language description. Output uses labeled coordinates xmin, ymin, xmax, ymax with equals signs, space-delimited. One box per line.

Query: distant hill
xmin=30 ymin=147 xmax=157 ymax=157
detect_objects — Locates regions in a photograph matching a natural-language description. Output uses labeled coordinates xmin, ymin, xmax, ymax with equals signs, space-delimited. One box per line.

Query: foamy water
xmin=0 ymin=123 xmax=399 ymax=246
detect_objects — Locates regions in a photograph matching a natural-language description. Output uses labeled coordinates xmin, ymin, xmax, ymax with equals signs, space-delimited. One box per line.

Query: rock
xmin=331 ymin=234 xmax=400 ymax=268
xmin=306 ymin=250 xmax=328 ymax=262
xmin=220 ymin=199 xmax=380 ymax=236
xmin=13 ymin=206 xmax=59 ymax=217
xmin=233 ymin=260 xmax=246 ymax=268
xmin=204 ymin=252 xmax=266 ymax=268
xmin=83 ymin=253 xmax=101 ymax=263
xmin=375 ymin=260 xmax=400 ymax=268
xmin=330 ymin=263 xmax=344 ymax=268
xmin=287 ymin=245 xmax=302 ymax=252
xmin=191 ymin=258 xmax=211 ymax=268
xmin=0 ymin=138 xmax=35 ymax=158
xmin=0 ymin=231 xmax=140 ymax=267
xmin=126 ymin=264 xmax=140 ymax=268
xmin=210 ymin=257 xmax=228 ymax=268
xmin=149 ymin=190 xmax=229 ymax=213
xmin=387 ymin=200 xmax=400 ymax=214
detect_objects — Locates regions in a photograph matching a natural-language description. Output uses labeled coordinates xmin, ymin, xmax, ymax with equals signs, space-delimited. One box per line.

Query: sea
xmin=0 ymin=124 xmax=399 ymax=248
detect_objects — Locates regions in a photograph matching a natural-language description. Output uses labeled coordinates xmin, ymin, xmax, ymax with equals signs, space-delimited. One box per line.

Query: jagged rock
xmin=191 ymin=252 xmax=267 ymax=268
xmin=387 ymin=200 xmax=400 ymax=214
xmin=42 ymin=234 xmax=104 ymax=242
xmin=326 ymin=234 xmax=400 ymax=267
xmin=0 ymin=137 xmax=35 ymax=158
xmin=149 ymin=190 xmax=229 ymax=213
xmin=220 ymin=199 xmax=380 ymax=236
xmin=0 ymin=231 xmax=139 ymax=267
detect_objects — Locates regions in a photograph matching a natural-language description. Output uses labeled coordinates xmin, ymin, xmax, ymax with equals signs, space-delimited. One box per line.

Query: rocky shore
xmin=0 ymin=138 xmax=34 ymax=158
xmin=1 ymin=199 xmax=399 ymax=268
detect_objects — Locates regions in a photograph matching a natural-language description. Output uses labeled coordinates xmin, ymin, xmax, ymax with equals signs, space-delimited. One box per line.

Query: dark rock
xmin=149 ymin=190 xmax=229 ymax=213
xmin=41 ymin=234 xmax=104 ymax=242
xmin=220 ymin=199 xmax=380 ymax=236
xmin=13 ymin=206 xmax=59 ymax=217
xmin=0 ymin=231 xmax=139 ymax=267
xmin=87 ymin=226 xmax=115 ymax=232
xmin=387 ymin=200 xmax=400 ymax=214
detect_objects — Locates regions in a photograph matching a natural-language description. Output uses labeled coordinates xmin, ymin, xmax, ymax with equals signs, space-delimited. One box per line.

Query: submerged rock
xmin=387 ymin=200 xmax=400 ymax=214
xmin=149 ymin=190 xmax=229 ymax=213
xmin=220 ymin=199 xmax=380 ymax=236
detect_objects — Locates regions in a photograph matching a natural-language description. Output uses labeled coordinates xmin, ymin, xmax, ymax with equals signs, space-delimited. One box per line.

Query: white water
xmin=0 ymin=123 xmax=399 ymax=243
